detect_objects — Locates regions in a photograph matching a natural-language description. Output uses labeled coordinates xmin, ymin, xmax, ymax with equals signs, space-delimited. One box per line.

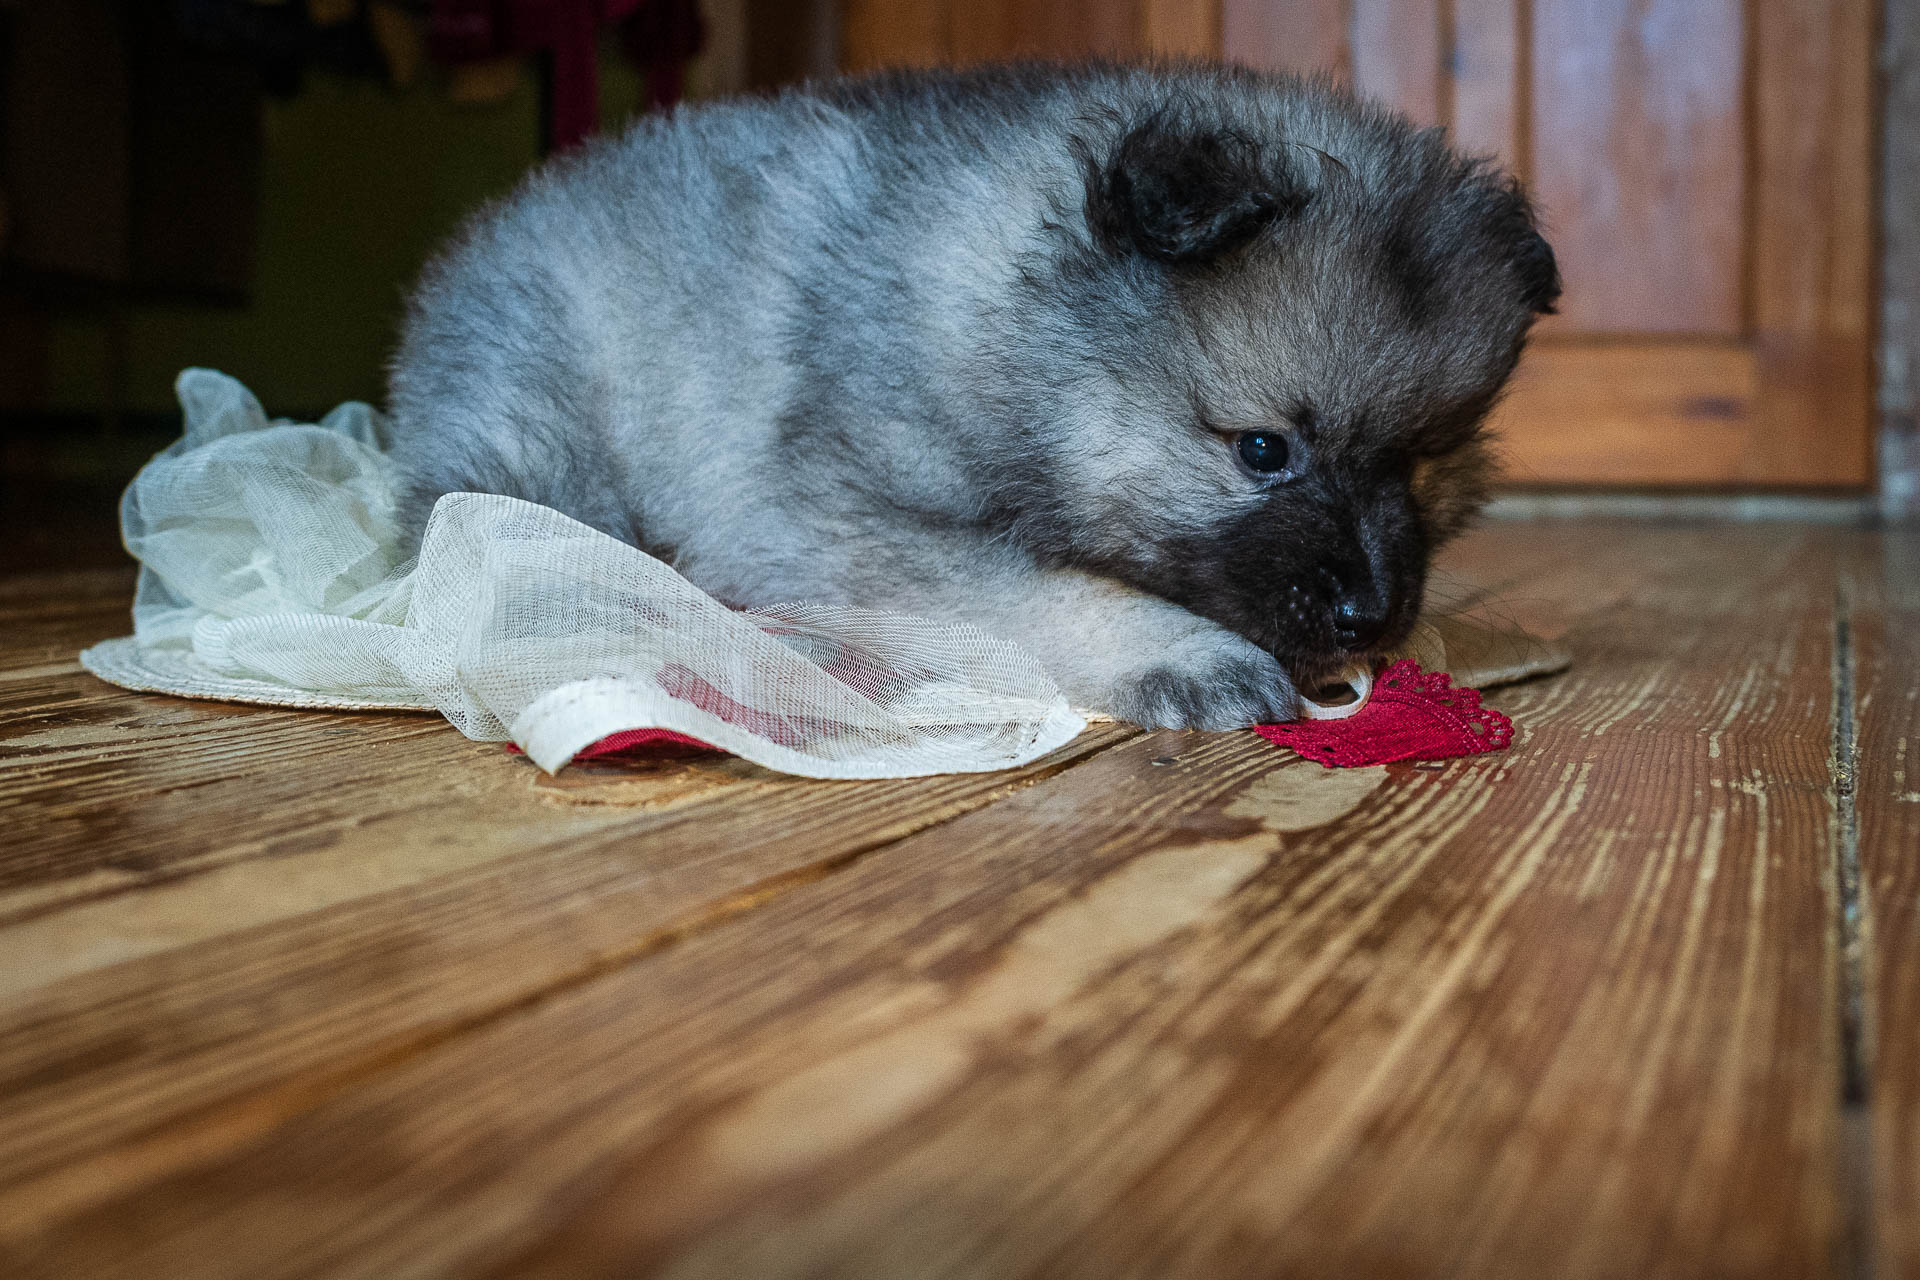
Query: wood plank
xmin=0 ymin=709 xmax=1132 ymax=1188
xmin=0 ymin=523 xmax=1848 ymax=1277
xmin=0 ymin=582 xmax=1137 ymax=1195
xmin=0 ymin=570 xmax=132 ymax=677
xmin=1451 ymin=0 xmax=1523 ymax=169
xmin=1492 ymin=340 xmax=1763 ymax=487
xmin=1494 ymin=336 xmax=1877 ymax=492
xmin=1749 ymin=0 xmax=1878 ymax=487
xmin=950 ymin=0 xmax=1139 ymax=63
xmin=838 ymin=0 xmax=948 ymax=71
xmin=844 ymin=0 xmax=1151 ymax=71
xmin=0 ymin=589 xmax=1117 ymax=939
xmin=1139 ymin=0 xmax=1219 ymax=59
xmin=1851 ymin=527 xmax=1920 ymax=1277
xmin=1351 ymin=0 xmax=1442 ymax=124
xmin=1221 ymin=0 xmax=1350 ymax=81
xmin=1529 ymin=0 xmax=1745 ymax=335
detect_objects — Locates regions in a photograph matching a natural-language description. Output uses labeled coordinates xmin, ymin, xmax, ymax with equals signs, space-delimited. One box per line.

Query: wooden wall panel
xmin=950 ymin=1 xmax=1138 ymax=63
xmin=1749 ymin=0 xmax=1878 ymax=486
xmin=1529 ymin=0 xmax=1746 ymax=336
xmin=1450 ymin=0 xmax=1523 ymax=168
xmin=1351 ymin=0 xmax=1443 ymax=123
xmin=1220 ymin=0 xmax=1350 ymax=80
xmin=1140 ymin=0 xmax=1221 ymax=59
xmin=842 ymin=0 xmax=1182 ymax=71
xmin=1491 ymin=342 xmax=1761 ymax=486
xmin=839 ymin=0 xmax=947 ymax=70
xmin=1220 ymin=0 xmax=1516 ymax=162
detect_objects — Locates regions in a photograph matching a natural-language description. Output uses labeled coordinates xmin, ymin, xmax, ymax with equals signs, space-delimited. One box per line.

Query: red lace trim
xmin=1254 ymin=659 xmax=1513 ymax=768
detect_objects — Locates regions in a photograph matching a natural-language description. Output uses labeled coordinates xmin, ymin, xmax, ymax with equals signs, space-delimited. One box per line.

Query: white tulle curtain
xmin=82 ymin=370 xmax=1085 ymax=777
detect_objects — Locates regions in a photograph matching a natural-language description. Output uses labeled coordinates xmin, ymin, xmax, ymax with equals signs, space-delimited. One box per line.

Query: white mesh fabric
xmin=81 ymin=370 xmax=1085 ymax=777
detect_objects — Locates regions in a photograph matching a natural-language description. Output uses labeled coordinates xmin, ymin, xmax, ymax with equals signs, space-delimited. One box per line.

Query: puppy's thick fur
xmin=388 ymin=61 xmax=1558 ymax=729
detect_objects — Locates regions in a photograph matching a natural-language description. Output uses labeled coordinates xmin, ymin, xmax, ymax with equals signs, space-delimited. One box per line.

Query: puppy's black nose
xmin=1332 ymin=596 xmax=1387 ymax=651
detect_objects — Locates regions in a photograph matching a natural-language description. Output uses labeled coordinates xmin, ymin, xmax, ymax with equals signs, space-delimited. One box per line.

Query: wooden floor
xmin=1 ymin=518 xmax=1915 ymax=1279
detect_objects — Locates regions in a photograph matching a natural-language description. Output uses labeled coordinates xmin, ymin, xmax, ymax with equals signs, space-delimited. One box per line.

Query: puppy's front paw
xmin=1110 ymin=632 xmax=1299 ymax=731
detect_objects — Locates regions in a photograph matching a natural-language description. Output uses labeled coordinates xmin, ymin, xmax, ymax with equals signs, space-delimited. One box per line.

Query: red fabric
xmin=574 ymin=726 xmax=712 ymax=755
xmin=547 ymin=660 xmax=1511 ymax=767
xmin=504 ymin=727 xmax=712 ymax=758
xmin=1255 ymin=660 xmax=1512 ymax=767
xmin=534 ymin=662 xmax=812 ymax=759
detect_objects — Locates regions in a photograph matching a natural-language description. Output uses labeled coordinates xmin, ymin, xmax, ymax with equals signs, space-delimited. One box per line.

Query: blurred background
xmin=0 ymin=0 xmax=1908 ymax=573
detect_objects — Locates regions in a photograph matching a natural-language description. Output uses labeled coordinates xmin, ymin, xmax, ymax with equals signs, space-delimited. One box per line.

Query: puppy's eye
xmin=1235 ymin=431 xmax=1291 ymax=475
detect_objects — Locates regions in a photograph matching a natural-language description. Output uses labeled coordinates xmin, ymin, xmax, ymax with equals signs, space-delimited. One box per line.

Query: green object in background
xmin=44 ymin=46 xmax=647 ymax=420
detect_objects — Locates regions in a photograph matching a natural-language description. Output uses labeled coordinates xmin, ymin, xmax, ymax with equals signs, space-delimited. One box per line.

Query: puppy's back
xmin=385 ymin=92 xmax=872 ymax=547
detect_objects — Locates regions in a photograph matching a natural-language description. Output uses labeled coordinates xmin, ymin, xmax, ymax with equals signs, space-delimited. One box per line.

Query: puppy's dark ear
xmin=1085 ymin=116 xmax=1305 ymax=264
xmin=1513 ymin=224 xmax=1561 ymax=315
xmin=1490 ymin=178 xmax=1561 ymax=315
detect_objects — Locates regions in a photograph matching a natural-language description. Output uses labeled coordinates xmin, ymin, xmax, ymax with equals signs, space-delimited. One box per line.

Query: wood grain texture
xmin=0 ymin=522 xmax=1865 ymax=1278
xmin=1749 ymin=0 xmax=1878 ymax=487
xmin=0 ymin=599 xmax=1136 ymax=1206
xmin=1851 ymin=527 xmax=1920 ymax=1277
xmin=1221 ymin=0 xmax=1350 ymax=80
xmin=842 ymin=0 xmax=1149 ymax=70
xmin=1139 ymin=0 xmax=1220 ymax=58
xmin=1528 ymin=0 xmax=1745 ymax=335
xmin=491 ymin=526 xmax=1846 ymax=1280
xmin=1490 ymin=341 xmax=1763 ymax=486
xmin=838 ymin=0 xmax=947 ymax=70
xmin=1451 ymin=0 xmax=1523 ymax=168
xmin=1497 ymin=0 xmax=1873 ymax=486
xmin=1351 ymin=0 xmax=1443 ymax=123
xmin=949 ymin=0 xmax=1138 ymax=63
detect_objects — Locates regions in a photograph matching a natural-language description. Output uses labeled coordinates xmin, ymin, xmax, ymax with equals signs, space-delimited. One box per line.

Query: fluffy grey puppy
xmin=387 ymin=60 xmax=1559 ymax=729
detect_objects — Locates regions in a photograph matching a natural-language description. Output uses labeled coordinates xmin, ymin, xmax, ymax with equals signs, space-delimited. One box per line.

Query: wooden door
xmin=838 ymin=0 xmax=1877 ymax=490
xmin=839 ymin=0 xmax=1218 ymax=66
